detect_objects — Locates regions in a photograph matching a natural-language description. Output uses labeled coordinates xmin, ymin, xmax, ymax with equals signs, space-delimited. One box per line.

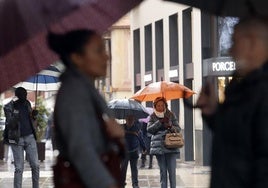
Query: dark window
xmin=169 ymin=14 xmax=179 ymax=67
xmin=155 ymin=20 xmax=164 ymax=73
xmin=183 ymin=9 xmax=192 ymax=65
xmin=134 ymin=29 xmax=141 ymax=92
xmin=145 ymin=24 xmax=152 ymax=72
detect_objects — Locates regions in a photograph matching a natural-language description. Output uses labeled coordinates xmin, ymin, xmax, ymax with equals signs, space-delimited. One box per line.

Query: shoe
xmin=140 ymin=164 xmax=145 ymax=168
xmin=133 ymin=185 xmax=139 ymax=188
xmin=148 ymin=165 xmax=152 ymax=169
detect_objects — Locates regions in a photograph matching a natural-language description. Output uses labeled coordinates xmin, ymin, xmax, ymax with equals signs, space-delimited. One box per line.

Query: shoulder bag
xmin=164 ymin=130 xmax=184 ymax=149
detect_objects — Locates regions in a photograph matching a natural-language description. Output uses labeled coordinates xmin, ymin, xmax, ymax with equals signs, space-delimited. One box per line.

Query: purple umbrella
xmin=0 ymin=0 xmax=142 ymax=93
xmin=139 ymin=107 xmax=154 ymax=124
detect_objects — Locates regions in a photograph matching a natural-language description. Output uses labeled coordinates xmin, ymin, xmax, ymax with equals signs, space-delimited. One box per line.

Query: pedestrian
xmin=47 ymin=29 xmax=125 ymax=188
xmin=197 ymin=16 xmax=268 ymax=188
xmin=139 ymin=121 xmax=154 ymax=169
xmin=147 ymin=97 xmax=181 ymax=188
xmin=121 ymin=115 xmax=146 ymax=188
xmin=4 ymin=87 xmax=39 ymax=188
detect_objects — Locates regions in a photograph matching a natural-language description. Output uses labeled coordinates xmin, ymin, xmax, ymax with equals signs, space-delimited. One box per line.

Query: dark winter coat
xmin=124 ymin=121 xmax=146 ymax=152
xmin=147 ymin=110 xmax=181 ymax=155
xmin=206 ymin=62 xmax=268 ymax=188
xmin=4 ymin=100 xmax=37 ymax=144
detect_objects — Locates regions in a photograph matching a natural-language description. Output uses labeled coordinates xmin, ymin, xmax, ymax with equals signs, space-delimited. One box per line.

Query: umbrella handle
xmin=183 ymin=91 xmax=199 ymax=109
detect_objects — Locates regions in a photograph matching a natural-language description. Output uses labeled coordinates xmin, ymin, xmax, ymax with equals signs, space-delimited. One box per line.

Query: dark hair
xmin=47 ymin=29 xmax=97 ymax=66
xmin=15 ymin=87 xmax=27 ymax=97
xmin=153 ymin=97 xmax=168 ymax=108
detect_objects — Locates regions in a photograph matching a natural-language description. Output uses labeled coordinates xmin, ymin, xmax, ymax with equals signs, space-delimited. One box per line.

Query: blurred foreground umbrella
xmin=131 ymin=81 xmax=195 ymax=102
xmin=0 ymin=0 xmax=142 ymax=93
xmin=108 ymin=99 xmax=149 ymax=119
xmin=165 ymin=0 xmax=268 ymax=17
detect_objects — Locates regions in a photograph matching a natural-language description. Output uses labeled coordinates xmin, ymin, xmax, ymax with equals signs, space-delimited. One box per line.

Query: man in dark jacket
xmin=197 ymin=17 xmax=268 ymax=188
xmin=4 ymin=87 xmax=39 ymax=188
xmin=121 ymin=115 xmax=146 ymax=188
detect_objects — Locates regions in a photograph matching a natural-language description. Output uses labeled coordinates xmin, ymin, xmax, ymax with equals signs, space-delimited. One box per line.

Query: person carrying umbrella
xmin=4 ymin=87 xmax=39 ymax=188
xmin=121 ymin=115 xmax=146 ymax=188
xmin=147 ymin=97 xmax=181 ymax=188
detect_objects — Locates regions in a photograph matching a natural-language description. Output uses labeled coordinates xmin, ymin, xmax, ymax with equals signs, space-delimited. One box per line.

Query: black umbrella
xmin=108 ymin=99 xmax=149 ymax=119
xmin=165 ymin=0 xmax=268 ymax=17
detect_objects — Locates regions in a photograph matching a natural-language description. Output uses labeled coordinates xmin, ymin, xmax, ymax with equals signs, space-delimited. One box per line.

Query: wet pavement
xmin=0 ymin=145 xmax=210 ymax=188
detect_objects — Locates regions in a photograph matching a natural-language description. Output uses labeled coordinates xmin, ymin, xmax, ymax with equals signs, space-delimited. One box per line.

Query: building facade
xmin=97 ymin=15 xmax=133 ymax=101
xmin=130 ymin=0 xmax=237 ymax=165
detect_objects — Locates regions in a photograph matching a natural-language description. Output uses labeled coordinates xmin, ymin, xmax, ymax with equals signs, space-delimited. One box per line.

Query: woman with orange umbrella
xmin=147 ymin=97 xmax=181 ymax=188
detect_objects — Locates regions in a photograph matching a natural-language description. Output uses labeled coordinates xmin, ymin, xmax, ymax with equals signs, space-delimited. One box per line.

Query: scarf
xmin=154 ymin=109 xmax=166 ymax=118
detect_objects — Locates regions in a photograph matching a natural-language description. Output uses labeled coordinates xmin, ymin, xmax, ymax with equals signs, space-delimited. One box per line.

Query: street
xmin=0 ymin=147 xmax=210 ymax=188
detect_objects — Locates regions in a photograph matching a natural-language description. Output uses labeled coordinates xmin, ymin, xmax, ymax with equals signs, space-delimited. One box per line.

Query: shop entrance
xmin=203 ymin=76 xmax=232 ymax=166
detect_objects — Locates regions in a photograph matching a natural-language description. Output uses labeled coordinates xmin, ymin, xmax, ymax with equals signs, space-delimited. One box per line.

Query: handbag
xmin=53 ymin=96 xmax=125 ymax=187
xmin=53 ymin=156 xmax=85 ymax=188
xmin=53 ymin=124 xmax=124 ymax=188
xmin=164 ymin=131 xmax=184 ymax=149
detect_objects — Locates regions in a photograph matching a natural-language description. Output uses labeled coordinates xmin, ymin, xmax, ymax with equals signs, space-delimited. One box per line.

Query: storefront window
xmin=218 ymin=77 xmax=232 ymax=103
xmin=218 ymin=17 xmax=239 ymax=56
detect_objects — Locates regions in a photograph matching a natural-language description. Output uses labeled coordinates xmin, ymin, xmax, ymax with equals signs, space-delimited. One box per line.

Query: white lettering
xmin=212 ymin=61 xmax=236 ymax=72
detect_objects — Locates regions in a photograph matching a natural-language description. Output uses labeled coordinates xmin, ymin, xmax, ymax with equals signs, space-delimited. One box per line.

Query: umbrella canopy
xmin=0 ymin=0 xmax=142 ymax=93
xmin=15 ymin=75 xmax=60 ymax=91
xmin=108 ymin=99 xmax=149 ymax=119
xmin=139 ymin=107 xmax=154 ymax=123
xmin=131 ymin=81 xmax=195 ymax=102
xmin=166 ymin=0 xmax=268 ymax=17
xmin=14 ymin=65 xmax=61 ymax=91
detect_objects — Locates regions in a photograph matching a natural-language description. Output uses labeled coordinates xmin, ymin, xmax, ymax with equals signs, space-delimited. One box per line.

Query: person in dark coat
xmin=139 ymin=121 xmax=154 ymax=169
xmin=4 ymin=87 xmax=39 ymax=188
xmin=197 ymin=17 xmax=268 ymax=188
xmin=121 ymin=115 xmax=146 ymax=188
xmin=147 ymin=97 xmax=181 ymax=188
xmin=47 ymin=30 xmax=124 ymax=188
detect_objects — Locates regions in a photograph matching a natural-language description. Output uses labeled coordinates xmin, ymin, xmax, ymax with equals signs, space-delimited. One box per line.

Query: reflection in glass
xmin=218 ymin=17 xmax=239 ymax=56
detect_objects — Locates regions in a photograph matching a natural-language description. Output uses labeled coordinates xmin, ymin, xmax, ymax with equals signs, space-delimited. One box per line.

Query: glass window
xmin=218 ymin=17 xmax=239 ymax=56
xmin=218 ymin=77 xmax=232 ymax=103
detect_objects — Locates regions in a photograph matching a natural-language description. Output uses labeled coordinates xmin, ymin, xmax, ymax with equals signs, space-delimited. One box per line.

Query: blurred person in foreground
xmin=47 ymin=29 xmax=125 ymax=188
xmin=197 ymin=16 xmax=268 ymax=188
xmin=121 ymin=115 xmax=146 ymax=188
xmin=147 ymin=97 xmax=181 ymax=188
xmin=4 ymin=87 xmax=39 ymax=188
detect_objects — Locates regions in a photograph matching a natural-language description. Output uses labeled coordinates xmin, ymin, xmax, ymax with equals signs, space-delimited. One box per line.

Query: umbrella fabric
xmin=38 ymin=64 xmax=62 ymax=77
xmin=14 ymin=65 xmax=61 ymax=91
xmin=0 ymin=0 xmax=142 ymax=93
xmin=108 ymin=99 xmax=149 ymax=119
xmin=131 ymin=81 xmax=195 ymax=102
xmin=166 ymin=0 xmax=268 ymax=17
xmin=15 ymin=75 xmax=60 ymax=91
xmin=139 ymin=107 xmax=154 ymax=123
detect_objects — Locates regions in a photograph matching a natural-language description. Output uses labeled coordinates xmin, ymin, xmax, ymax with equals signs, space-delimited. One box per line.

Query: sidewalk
xmin=0 ymin=148 xmax=210 ymax=188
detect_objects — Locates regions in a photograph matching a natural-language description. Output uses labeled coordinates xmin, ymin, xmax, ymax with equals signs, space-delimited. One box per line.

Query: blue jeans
xmin=156 ymin=153 xmax=177 ymax=188
xmin=11 ymin=134 xmax=39 ymax=188
xmin=121 ymin=150 xmax=139 ymax=187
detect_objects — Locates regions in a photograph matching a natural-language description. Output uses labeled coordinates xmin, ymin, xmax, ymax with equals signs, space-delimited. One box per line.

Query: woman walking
xmin=47 ymin=29 xmax=124 ymax=188
xmin=147 ymin=97 xmax=181 ymax=188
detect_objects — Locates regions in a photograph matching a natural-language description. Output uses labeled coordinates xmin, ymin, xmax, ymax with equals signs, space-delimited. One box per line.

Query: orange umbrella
xmin=131 ymin=81 xmax=195 ymax=102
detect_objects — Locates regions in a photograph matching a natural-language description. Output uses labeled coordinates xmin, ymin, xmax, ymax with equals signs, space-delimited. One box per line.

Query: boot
xmin=148 ymin=155 xmax=153 ymax=169
xmin=140 ymin=154 xmax=146 ymax=168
